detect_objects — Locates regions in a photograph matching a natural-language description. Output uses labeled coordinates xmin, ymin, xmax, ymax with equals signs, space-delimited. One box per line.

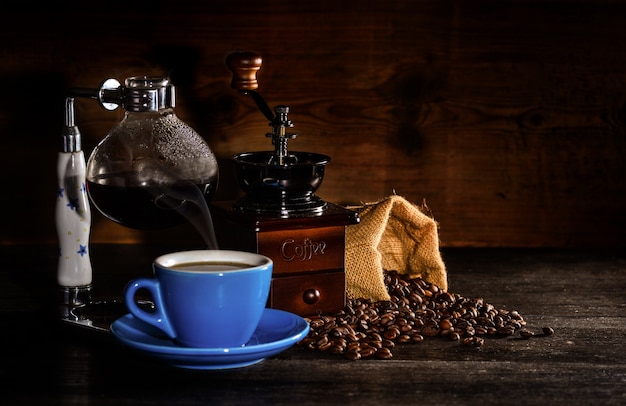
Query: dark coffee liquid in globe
xmin=84 ymin=77 xmax=220 ymax=247
xmin=87 ymin=172 xmax=216 ymax=230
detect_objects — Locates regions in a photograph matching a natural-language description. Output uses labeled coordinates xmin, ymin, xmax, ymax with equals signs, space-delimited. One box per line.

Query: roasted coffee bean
xmin=346 ymin=342 xmax=360 ymax=352
xmin=344 ymin=349 xmax=361 ymax=361
xmin=318 ymin=342 xmax=332 ymax=351
xmin=329 ymin=326 xmax=349 ymax=338
xmin=376 ymin=347 xmax=393 ymax=359
xmin=309 ymin=318 xmax=325 ymax=329
xmin=398 ymin=334 xmax=412 ymax=344
xmin=400 ymin=324 xmax=413 ymax=333
xmin=328 ymin=344 xmax=344 ymax=354
xmin=316 ymin=336 xmax=329 ymax=346
xmin=357 ymin=319 xmax=369 ymax=331
xmin=440 ymin=328 xmax=454 ymax=337
xmin=542 ymin=326 xmax=555 ymax=336
xmin=396 ymin=317 xmax=409 ymax=327
xmin=380 ymin=313 xmax=395 ymax=326
xmin=475 ymin=326 xmax=488 ymax=335
xmin=519 ymin=329 xmax=534 ymax=339
xmin=439 ymin=319 xmax=453 ymax=330
xmin=360 ymin=345 xmax=377 ymax=358
xmin=498 ymin=326 xmax=515 ymax=336
xmin=382 ymin=339 xmax=395 ymax=348
xmin=333 ymin=338 xmax=347 ymax=348
xmin=409 ymin=292 xmax=423 ymax=305
xmin=421 ymin=323 xmax=440 ymax=337
xmin=462 ymin=336 xmax=485 ymax=348
xmin=384 ymin=326 xmax=401 ymax=340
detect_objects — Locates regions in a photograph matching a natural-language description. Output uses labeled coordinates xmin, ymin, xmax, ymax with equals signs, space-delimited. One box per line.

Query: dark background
xmin=1 ymin=0 xmax=625 ymax=248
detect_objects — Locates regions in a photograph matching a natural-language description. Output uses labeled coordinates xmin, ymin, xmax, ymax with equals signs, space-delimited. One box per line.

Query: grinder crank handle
xmin=226 ymin=51 xmax=275 ymax=122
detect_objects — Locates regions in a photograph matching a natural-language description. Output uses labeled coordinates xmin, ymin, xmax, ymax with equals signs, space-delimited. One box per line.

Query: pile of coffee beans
xmin=299 ymin=270 xmax=552 ymax=360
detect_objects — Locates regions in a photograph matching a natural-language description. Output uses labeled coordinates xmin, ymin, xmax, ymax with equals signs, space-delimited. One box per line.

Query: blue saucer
xmin=111 ymin=308 xmax=310 ymax=370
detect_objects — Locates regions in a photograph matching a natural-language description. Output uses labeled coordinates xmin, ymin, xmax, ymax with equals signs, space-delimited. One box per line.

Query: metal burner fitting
xmin=267 ymin=105 xmax=298 ymax=166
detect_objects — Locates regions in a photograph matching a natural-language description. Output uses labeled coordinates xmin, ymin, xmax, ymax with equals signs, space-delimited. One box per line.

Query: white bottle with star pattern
xmin=56 ymin=98 xmax=92 ymax=290
xmin=56 ymin=150 xmax=92 ymax=287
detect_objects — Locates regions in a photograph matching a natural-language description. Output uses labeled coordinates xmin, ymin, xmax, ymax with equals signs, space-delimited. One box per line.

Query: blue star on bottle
xmin=57 ymin=188 xmax=65 ymax=198
xmin=76 ymin=245 xmax=88 ymax=256
xmin=67 ymin=198 xmax=79 ymax=211
xmin=80 ymin=182 xmax=87 ymax=193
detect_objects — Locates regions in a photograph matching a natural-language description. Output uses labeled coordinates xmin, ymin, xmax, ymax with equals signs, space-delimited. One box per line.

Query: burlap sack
xmin=345 ymin=195 xmax=447 ymax=301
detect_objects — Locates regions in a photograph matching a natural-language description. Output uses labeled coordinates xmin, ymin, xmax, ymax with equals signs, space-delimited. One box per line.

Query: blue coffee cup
xmin=124 ymin=250 xmax=273 ymax=348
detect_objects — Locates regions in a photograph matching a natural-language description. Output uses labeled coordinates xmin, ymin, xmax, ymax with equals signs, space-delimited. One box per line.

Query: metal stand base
xmin=59 ymin=285 xmax=153 ymax=333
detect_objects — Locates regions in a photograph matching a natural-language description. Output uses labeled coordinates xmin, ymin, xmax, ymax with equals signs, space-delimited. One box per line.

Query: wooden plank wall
xmin=1 ymin=0 xmax=625 ymax=247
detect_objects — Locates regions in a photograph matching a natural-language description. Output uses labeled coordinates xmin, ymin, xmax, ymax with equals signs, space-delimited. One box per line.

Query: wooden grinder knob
xmin=226 ymin=51 xmax=263 ymax=91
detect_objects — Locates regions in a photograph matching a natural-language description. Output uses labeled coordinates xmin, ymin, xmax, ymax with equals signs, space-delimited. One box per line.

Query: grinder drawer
xmin=269 ymin=271 xmax=346 ymax=316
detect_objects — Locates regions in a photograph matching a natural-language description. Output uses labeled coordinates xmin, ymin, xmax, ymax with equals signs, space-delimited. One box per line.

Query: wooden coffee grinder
xmin=211 ymin=52 xmax=359 ymax=316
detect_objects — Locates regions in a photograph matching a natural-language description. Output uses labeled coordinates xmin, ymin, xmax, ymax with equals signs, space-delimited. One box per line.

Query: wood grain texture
xmin=1 ymin=1 xmax=625 ymax=247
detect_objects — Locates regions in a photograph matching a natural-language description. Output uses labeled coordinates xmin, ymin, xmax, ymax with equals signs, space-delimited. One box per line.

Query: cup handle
xmin=124 ymin=278 xmax=176 ymax=339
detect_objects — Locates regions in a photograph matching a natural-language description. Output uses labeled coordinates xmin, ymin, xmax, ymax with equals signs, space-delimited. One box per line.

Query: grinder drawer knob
xmin=303 ymin=288 xmax=321 ymax=304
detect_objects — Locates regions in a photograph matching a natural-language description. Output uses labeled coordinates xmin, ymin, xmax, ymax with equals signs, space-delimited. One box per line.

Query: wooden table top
xmin=1 ymin=244 xmax=625 ymax=405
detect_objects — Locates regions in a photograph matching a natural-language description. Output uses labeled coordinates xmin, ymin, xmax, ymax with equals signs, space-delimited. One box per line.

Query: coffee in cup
xmin=124 ymin=250 xmax=273 ymax=348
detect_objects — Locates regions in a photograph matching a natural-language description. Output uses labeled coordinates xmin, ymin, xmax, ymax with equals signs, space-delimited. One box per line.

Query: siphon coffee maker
xmin=211 ymin=52 xmax=359 ymax=316
xmin=57 ymin=76 xmax=219 ymax=330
